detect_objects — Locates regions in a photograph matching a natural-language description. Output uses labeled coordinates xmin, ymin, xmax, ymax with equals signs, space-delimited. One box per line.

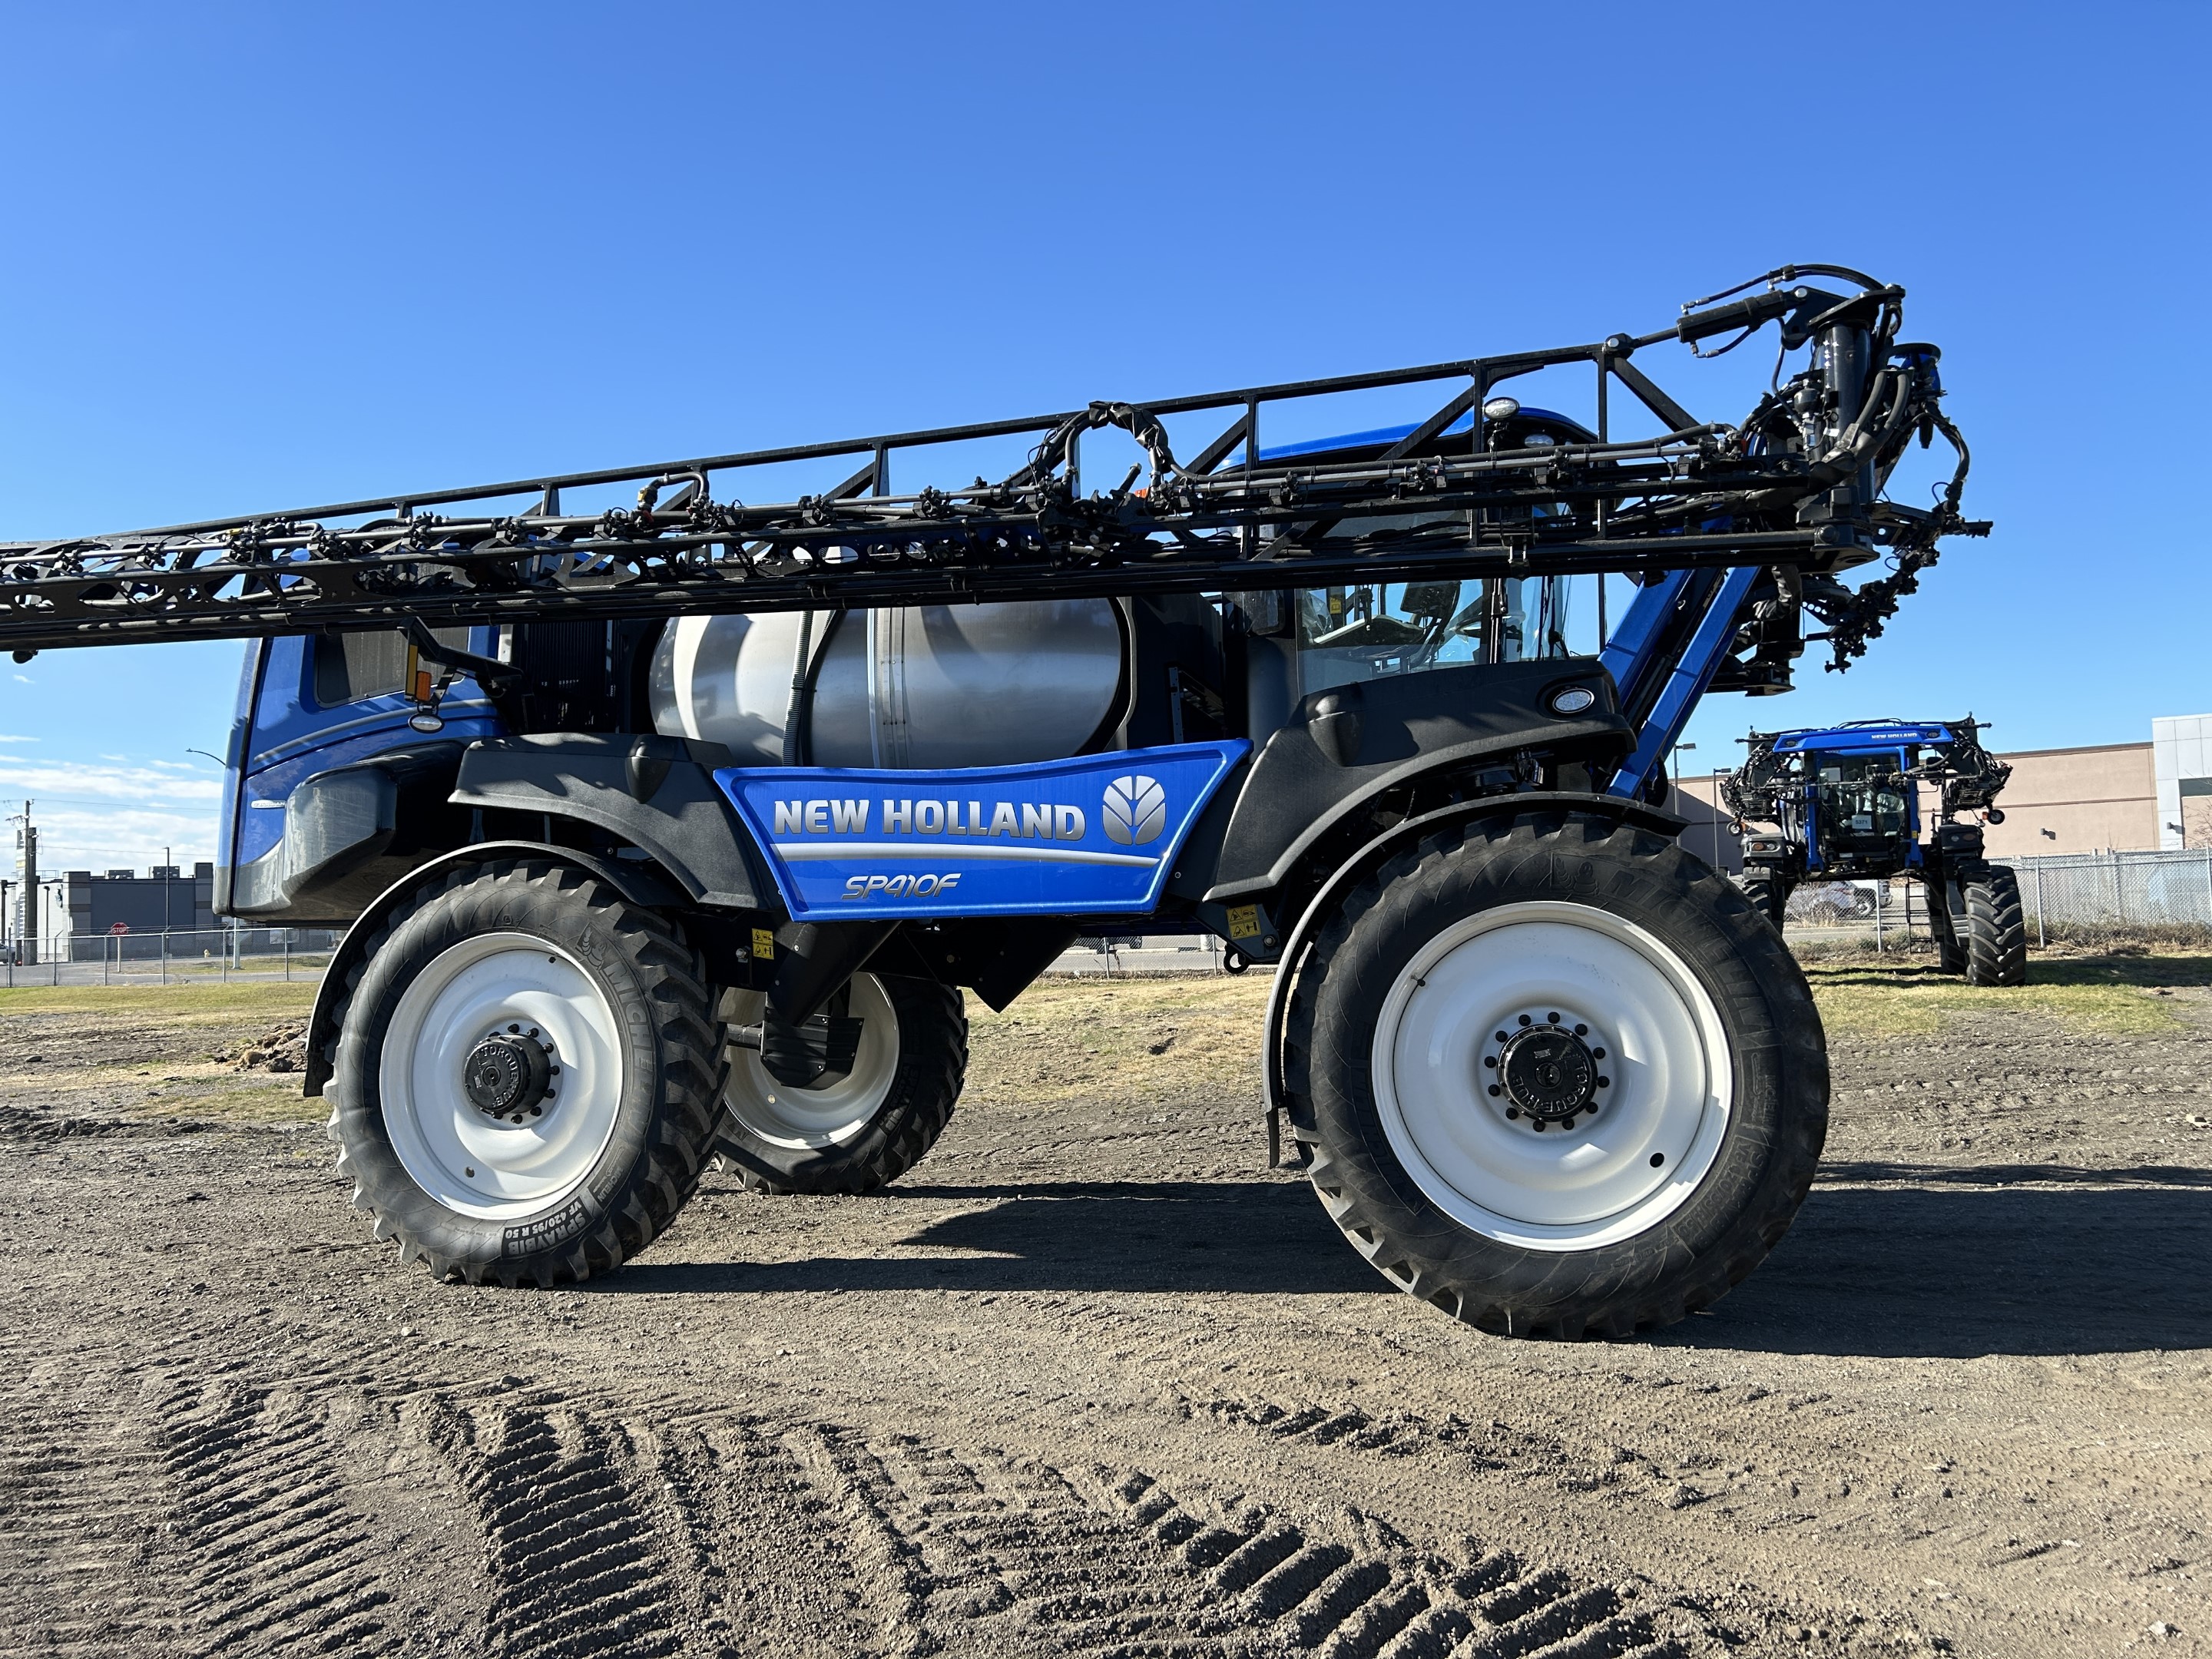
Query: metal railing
xmin=0 ymin=927 xmax=339 ymax=987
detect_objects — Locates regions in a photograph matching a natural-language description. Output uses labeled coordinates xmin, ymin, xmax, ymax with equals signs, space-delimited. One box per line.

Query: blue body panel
xmin=1596 ymin=566 xmax=1762 ymax=799
xmin=1606 ymin=566 xmax=1761 ymax=797
xmin=1773 ymin=722 xmax=1955 ymax=753
xmin=1595 ymin=568 xmax=1693 ymax=720
xmin=227 ymin=632 xmax=505 ymax=869
xmin=718 ymin=742 xmax=1248 ymax=921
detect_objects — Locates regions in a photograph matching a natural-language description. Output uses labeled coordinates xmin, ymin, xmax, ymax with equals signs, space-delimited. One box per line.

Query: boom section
xmin=0 ymin=267 xmax=1984 ymax=671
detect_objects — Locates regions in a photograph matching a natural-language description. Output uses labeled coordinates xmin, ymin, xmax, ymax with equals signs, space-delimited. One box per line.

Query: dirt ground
xmin=1 ymin=949 xmax=2208 ymax=1659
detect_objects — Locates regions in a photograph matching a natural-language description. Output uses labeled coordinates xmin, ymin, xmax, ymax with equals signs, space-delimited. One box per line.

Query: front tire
xmin=714 ymin=974 xmax=967 ymax=1194
xmin=1283 ymin=812 xmax=1829 ymax=1338
xmin=1962 ymin=865 xmax=2028 ymax=987
xmin=324 ymin=860 xmax=726 ymax=1286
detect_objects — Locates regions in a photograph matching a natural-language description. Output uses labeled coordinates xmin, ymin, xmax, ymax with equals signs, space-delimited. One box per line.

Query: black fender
xmin=302 ymin=840 xmax=697 ymax=1097
xmin=1257 ymin=790 xmax=1686 ymax=1164
xmin=448 ymin=733 xmax=768 ymax=911
xmin=1204 ymin=659 xmax=1634 ymax=905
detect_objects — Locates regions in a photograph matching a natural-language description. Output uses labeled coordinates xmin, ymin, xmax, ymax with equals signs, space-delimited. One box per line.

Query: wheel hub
xmin=462 ymin=1026 xmax=558 ymax=1124
xmin=1482 ymin=1011 xmax=1611 ymax=1130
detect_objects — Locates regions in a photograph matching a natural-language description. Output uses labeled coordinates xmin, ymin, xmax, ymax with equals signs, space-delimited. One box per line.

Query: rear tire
xmin=1929 ymin=883 xmax=1967 ymax=975
xmin=1739 ymin=866 xmax=1789 ymax=931
xmin=1962 ymin=865 xmax=2028 ymax=987
xmin=324 ymin=860 xmax=726 ymax=1286
xmin=1283 ymin=810 xmax=1829 ymax=1338
xmin=714 ymin=974 xmax=967 ymax=1194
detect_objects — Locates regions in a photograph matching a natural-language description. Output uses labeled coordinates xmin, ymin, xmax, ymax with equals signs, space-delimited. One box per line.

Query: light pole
xmin=41 ymin=879 xmax=63 ymax=969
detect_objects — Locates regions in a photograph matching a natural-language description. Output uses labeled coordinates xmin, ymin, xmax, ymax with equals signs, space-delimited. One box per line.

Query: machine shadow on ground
xmin=1671 ymin=1178 xmax=2212 ymax=1359
xmin=615 ymin=1169 xmax=2212 ymax=1363
xmin=611 ymin=1177 xmax=1391 ymax=1298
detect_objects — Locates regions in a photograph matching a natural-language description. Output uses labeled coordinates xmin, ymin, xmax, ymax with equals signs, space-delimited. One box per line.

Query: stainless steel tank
xmin=648 ymin=601 xmax=1127 ymax=768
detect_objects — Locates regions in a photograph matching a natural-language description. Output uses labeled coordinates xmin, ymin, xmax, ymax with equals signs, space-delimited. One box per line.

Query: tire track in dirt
xmin=781 ymin=1419 xmax=1707 ymax=1658
xmin=0 ymin=1294 xmax=1766 ymax=1659
xmin=433 ymin=1395 xmax=685 ymax=1659
xmin=1083 ymin=1468 xmax=1684 ymax=1659
xmin=147 ymin=1378 xmax=404 ymax=1655
xmin=0 ymin=1382 xmax=180 ymax=1657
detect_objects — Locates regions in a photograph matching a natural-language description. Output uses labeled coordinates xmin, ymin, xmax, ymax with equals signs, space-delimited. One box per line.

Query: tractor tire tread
xmin=322 ymin=858 xmax=727 ymax=1288
xmin=1283 ymin=810 xmax=1828 ymax=1339
xmin=1962 ymin=864 xmax=2028 ymax=987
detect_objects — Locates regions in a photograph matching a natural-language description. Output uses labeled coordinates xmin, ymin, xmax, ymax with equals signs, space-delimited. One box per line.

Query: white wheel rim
xmin=1369 ymin=900 xmax=1732 ymax=1251
xmin=723 ymin=972 xmax=901 ymax=1149
xmin=379 ymin=932 xmax=625 ymax=1221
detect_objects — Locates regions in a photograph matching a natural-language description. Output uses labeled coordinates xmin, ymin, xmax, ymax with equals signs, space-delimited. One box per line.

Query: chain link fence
xmin=2008 ymin=849 xmax=2212 ymax=942
xmin=1776 ymin=849 xmax=2212 ymax=949
xmin=5 ymin=854 xmax=2202 ymax=989
xmin=0 ymin=927 xmax=339 ymax=988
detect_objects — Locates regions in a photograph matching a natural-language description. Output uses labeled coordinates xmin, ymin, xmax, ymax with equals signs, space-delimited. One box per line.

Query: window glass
xmin=312 ymin=628 xmax=469 ymax=707
xmin=1808 ymin=750 xmax=1910 ymax=845
xmin=1295 ymin=576 xmax=1574 ymax=695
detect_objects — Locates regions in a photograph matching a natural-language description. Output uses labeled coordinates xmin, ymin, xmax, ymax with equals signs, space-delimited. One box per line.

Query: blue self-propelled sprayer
xmin=1722 ymin=717 xmax=2022 ymax=983
xmin=0 ymin=263 xmax=1986 ymax=1336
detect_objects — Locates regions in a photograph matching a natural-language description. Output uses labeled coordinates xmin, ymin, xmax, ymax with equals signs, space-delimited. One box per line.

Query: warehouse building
xmin=2154 ymin=714 xmax=2212 ymax=849
xmin=61 ymin=862 xmax=217 ymax=961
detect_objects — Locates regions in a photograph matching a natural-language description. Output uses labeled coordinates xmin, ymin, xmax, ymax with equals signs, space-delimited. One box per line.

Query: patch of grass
xmin=0 ymin=982 xmax=319 ymax=1020
xmin=164 ymin=1086 xmax=325 ymax=1128
xmin=1804 ymin=952 xmax=2200 ymax=1038
xmin=967 ymin=973 xmax=1272 ymax=1108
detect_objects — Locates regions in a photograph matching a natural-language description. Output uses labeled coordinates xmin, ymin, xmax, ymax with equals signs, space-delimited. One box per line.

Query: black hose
xmin=780 ymin=609 xmax=845 ymax=766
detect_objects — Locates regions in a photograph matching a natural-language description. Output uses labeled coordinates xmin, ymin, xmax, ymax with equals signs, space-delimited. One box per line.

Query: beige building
xmin=1979 ymin=742 xmax=2157 ymax=857
xmin=1667 ymin=737 xmax=2161 ymax=869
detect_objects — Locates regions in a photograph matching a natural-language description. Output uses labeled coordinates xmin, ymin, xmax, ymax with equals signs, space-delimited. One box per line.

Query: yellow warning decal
xmin=1227 ymin=905 xmax=1261 ymax=941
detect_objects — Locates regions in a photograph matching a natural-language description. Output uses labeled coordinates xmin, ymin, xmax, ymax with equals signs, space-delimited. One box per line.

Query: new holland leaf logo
xmin=1101 ymin=774 xmax=1167 ymax=846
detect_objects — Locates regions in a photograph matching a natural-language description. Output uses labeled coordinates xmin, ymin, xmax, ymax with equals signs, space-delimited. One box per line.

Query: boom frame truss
xmin=0 ymin=265 xmax=1985 ymax=678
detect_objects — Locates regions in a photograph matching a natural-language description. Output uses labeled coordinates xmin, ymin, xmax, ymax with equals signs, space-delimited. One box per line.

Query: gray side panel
xmin=226 ymin=742 xmax=465 ymax=923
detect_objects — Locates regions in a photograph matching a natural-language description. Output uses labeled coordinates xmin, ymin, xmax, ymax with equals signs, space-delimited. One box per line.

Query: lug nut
xmin=1518 ymin=1014 xmax=1533 ymax=1026
xmin=1574 ymin=1023 xmax=1588 ymax=1036
xmin=1488 ymin=1084 xmax=1503 ymax=1098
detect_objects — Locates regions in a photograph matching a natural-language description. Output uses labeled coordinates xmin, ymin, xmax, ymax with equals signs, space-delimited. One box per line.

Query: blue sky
xmin=1 ymin=2 xmax=2206 ymax=873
